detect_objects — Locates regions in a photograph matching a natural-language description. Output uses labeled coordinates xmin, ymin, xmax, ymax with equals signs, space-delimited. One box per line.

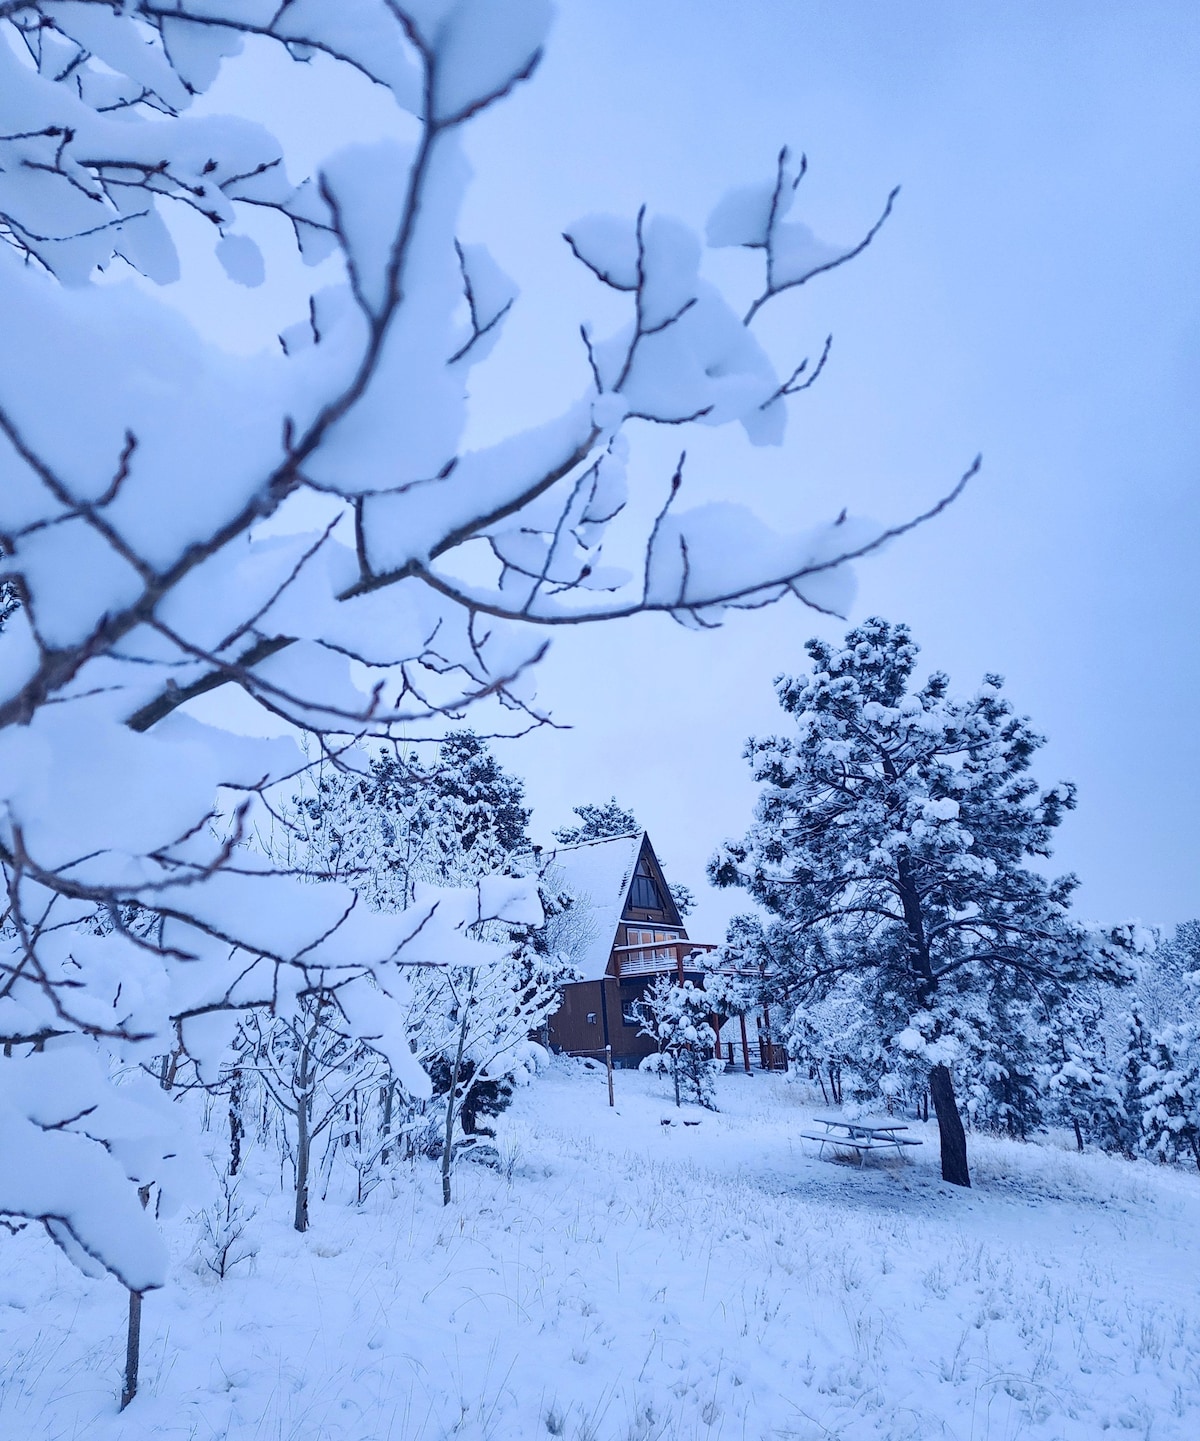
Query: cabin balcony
xmin=611 ymin=940 xmax=717 ymax=980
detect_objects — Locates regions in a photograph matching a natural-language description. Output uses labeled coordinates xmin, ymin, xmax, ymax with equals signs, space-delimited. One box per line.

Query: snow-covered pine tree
xmin=952 ymin=971 xmax=1047 ymax=1139
xmin=710 ymin=618 xmax=1136 ymax=1187
xmin=0 ymin=580 xmax=17 ymax=631
xmin=1130 ymin=926 xmax=1200 ymax=1171
xmin=639 ymin=977 xmax=720 ymax=1109
xmin=1042 ymin=994 xmax=1126 ymax=1152
xmin=1139 ymin=1026 xmax=1200 ymax=1171
xmin=1136 ymin=921 xmax=1200 ymax=1032
xmin=553 ymin=798 xmax=639 ymax=846
xmin=1119 ymin=1011 xmax=1154 ymax=1158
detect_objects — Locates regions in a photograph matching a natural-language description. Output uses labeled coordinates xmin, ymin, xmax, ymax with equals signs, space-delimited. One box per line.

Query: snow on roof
xmin=546 ymin=831 xmax=645 ymax=981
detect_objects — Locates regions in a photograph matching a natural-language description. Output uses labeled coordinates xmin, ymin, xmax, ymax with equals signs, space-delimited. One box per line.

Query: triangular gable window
xmin=628 ymin=854 xmax=665 ymax=911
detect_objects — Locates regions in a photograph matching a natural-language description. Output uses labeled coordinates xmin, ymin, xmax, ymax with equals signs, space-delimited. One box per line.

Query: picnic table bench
xmin=800 ymin=1117 xmax=923 ymax=1165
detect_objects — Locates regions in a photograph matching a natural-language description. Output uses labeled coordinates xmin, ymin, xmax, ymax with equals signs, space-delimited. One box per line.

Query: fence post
xmin=606 ymin=1044 xmax=615 ymax=1107
xmin=738 ymin=1014 xmax=752 ymax=1074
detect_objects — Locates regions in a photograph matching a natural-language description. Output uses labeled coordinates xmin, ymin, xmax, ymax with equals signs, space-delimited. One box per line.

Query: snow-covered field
xmin=3 ymin=1061 xmax=1199 ymax=1441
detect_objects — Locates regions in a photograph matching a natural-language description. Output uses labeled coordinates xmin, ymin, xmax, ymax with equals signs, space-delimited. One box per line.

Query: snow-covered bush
xmin=192 ymin=1165 xmax=257 ymax=1282
xmin=0 ymin=2 xmax=936 ymax=1286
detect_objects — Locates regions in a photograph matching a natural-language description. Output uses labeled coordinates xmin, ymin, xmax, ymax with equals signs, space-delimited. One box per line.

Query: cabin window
xmin=629 ymin=858 xmax=665 ymax=911
xmin=626 ymin=928 xmax=677 ymax=962
xmin=621 ymin=997 xmax=646 ymax=1026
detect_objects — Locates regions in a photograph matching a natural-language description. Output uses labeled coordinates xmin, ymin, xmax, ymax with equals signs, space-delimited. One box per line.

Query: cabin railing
xmin=611 ymin=940 xmax=717 ymax=981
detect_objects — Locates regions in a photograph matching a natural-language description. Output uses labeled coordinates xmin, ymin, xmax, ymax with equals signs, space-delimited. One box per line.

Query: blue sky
xmin=480 ymin=1 xmax=1200 ymax=938
xmin=184 ymin=2 xmax=1200 ymax=940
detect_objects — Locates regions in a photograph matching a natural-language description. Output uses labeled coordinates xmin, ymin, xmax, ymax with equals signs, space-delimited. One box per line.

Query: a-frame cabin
xmin=544 ymin=831 xmax=716 ymax=1067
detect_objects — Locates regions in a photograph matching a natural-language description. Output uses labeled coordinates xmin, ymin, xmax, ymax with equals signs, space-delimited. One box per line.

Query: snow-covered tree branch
xmin=0 ymin=3 xmax=954 ymax=1286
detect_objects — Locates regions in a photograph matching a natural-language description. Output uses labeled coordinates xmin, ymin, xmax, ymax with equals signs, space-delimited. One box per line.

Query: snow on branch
xmin=0 ymin=1 xmax=968 ymax=1284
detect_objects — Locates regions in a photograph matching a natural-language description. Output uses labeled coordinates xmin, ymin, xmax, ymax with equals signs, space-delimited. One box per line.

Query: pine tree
xmin=553 ymin=798 xmax=640 ymax=845
xmin=1043 ymin=995 xmax=1125 ymax=1152
xmin=1117 ymin=1010 xmax=1154 ymax=1158
xmin=0 ymin=580 xmax=19 ymax=632
xmin=639 ymin=977 xmax=720 ymax=1109
xmin=710 ymin=618 xmax=1136 ymax=1186
xmin=955 ymin=972 xmax=1046 ymax=1139
xmin=1140 ymin=1026 xmax=1200 ymax=1171
xmin=292 ymin=731 xmax=532 ymax=906
xmin=1137 ymin=921 xmax=1200 ymax=1031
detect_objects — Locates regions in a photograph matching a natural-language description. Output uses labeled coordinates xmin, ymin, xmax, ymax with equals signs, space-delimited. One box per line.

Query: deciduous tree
xmin=0 ymin=2 xmax=958 ymax=1285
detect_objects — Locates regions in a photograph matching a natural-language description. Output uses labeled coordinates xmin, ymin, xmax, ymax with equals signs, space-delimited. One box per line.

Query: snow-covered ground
xmin=3 ymin=1061 xmax=1199 ymax=1440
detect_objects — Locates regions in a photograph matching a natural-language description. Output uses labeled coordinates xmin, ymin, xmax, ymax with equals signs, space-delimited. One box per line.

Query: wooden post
xmin=675 ymin=943 xmax=685 ymax=985
xmin=605 ymin=1044 xmax=615 ymax=1107
xmin=738 ymin=1013 xmax=752 ymax=1074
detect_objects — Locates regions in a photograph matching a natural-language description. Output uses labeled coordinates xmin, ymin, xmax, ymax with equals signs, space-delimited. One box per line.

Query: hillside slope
xmin=2 ymin=1062 xmax=1197 ymax=1440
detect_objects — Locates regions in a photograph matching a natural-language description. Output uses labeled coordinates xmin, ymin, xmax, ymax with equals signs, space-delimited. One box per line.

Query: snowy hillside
xmin=3 ymin=1061 xmax=1198 ymax=1440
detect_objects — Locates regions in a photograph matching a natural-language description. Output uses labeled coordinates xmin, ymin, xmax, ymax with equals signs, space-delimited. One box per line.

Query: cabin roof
xmin=546 ymin=830 xmax=645 ymax=981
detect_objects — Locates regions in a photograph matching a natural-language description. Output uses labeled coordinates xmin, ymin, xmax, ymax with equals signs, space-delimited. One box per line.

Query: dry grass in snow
xmin=1 ymin=1060 xmax=1199 ymax=1440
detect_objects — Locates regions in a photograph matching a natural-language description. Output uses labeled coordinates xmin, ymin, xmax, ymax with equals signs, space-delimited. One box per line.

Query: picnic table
xmin=800 ymin=1117 xmax=923 ymax=1165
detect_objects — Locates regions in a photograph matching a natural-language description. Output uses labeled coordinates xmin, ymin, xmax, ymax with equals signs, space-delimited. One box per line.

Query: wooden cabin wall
xmin=547 ymin=979 xmax=606 ymax=1056
xmin=548 ymin=977 xmax=663 ymax=1067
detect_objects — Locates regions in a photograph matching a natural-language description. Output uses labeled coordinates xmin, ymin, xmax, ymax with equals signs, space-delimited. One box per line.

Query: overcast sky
xmin=184 ymin=2 xmax=1200 ymax=941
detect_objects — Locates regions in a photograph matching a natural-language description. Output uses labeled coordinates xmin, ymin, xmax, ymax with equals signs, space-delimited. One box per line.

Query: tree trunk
xmin=121 ymin=1289 xmax=142 ymax=1411
xmin=929 ymin=1064 xmax=971 ymax=1187
xmin=891 ymin=841 xmax=967 ymax=1185
xmin=229 ymin=1069 xmax=244 ymax=1177
xmin=1072 ymin=1117 xmax=1084 ymax=1153
xmin=293 ymin=1032 xmax=313 ymax=1232
xmin=442 ymin=972 xmax=474 ymax=1207
xmin=380 ymin=1080 xmax=393 ymax=1167
xmin=120 ymin=1184 xmax=152 ymax=1410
